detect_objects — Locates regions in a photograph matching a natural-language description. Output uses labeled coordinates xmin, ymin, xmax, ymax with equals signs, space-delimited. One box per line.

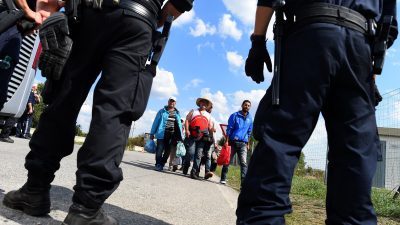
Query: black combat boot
xmin=2 ymin=184 xmax=50 ymax=216
xmin=62 ymin=203 xmax=118 ymax=225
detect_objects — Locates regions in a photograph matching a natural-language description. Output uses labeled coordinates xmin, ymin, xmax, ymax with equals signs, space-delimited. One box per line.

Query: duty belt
xmin=292 ymin=3 xmax=374 ymax=35
xmin=101 ymin=0 xmax=156 ymax=28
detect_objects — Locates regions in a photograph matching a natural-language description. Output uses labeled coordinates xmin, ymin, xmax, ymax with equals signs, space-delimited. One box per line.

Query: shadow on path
xmin=122 ymin=160 xmax=222 ymax=184
xmin=0 ymin=185 xmax=171 ymax=225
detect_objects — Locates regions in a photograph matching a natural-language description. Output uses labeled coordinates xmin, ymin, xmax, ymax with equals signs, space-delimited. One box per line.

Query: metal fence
xmin=302 ymin=88 xmax=400 ymax=191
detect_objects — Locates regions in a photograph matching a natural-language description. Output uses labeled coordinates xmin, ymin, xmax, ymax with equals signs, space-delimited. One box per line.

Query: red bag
xmin=217 ymin=144 xmax=231 ymax=166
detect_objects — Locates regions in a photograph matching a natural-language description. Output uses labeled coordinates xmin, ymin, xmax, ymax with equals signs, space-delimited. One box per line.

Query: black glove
xmin=245 ymin=34 xmax=272 ymax=84
xmin=38 ymin=12 xmax=73 ymax=80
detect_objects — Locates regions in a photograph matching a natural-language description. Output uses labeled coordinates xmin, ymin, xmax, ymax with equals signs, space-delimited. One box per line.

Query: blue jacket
xmin=150 ymin=106 xmax=183 ymax=140
xmin=226 ymin=111 xmax=253 ymax=143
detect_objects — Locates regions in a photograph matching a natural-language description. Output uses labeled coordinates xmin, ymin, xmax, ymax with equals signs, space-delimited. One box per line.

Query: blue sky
xmin=34 ymin=1 xmax=400 ymax=168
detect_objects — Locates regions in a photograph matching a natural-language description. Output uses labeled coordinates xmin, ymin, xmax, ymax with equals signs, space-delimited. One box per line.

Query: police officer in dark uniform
xmin=238 ymin=0 xmax=397 ymax=224
xmin=0 ymin=0 xmax=40 ymax=110
xmin=0 ymin=0 xmax=41 ymax=143
xmin=2 ymin=0 xmax=193 ymax=224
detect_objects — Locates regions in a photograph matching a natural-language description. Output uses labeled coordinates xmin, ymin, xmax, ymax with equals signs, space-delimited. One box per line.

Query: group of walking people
xmin=150 ymin=96 xmax=254 ymax=184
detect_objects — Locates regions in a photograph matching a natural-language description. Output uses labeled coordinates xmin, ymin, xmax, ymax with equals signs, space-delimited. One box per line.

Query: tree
xmin=295 ymin=152 xmax=307 ymax=176
xmin=75 ymin=124 xmax=86 ymax=137
xmin=32 ymin=83 xmax=46 ymax=128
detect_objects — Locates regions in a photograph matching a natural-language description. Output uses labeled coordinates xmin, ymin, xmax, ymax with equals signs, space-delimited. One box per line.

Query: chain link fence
xmin=302 ymin=88 xmax=400 ymax=192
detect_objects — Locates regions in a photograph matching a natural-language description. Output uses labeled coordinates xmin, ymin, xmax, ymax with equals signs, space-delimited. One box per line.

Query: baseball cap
xmin=168 ymin=96 xmax=176 ymax=102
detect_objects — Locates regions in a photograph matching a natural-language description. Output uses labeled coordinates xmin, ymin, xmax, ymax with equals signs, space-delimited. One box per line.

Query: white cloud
xmin=196 ymin=42 xmax=215 ymax=52
xmin=266 ymin=15 xmax=275 ymax=41
xmin=222 ymin=0 xmax=257 ymax=26
xmin=76 ymin=92 xmax=94 ymax=132
xmin=173 ymin=9 xmax=195 ymax=27
xmin=184 ymin=78 xmax=203 ymax=90
xmin=226 ymin=51 xmax=244 ymax=72
xmin=130 ymin=109 xmax=158 ymax=137
xmin=150 ymin=67 xmax=178 ymax=100
xmin=218 ymin=14 xmax=242 ymax=41
xmin=230 ymin=89 xmax=265 ymax=115
xmin=189 ymin=19 xmax=217 ymax=37
xmin=200 ymin=88 xmax=230 ymax=123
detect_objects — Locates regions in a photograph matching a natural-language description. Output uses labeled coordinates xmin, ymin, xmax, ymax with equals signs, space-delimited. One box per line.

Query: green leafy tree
xmin=32 ymin=83 xmax=46 ymax=128
xmin=217 ymin=136 xmax=226 ymax=146
xmin=295 ymin=152 xmax=307 ymax=176
xmin=75 ymin=124 xmax=86 ymax=137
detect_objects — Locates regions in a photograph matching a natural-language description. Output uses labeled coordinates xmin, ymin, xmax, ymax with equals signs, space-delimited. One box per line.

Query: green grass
xmin=216 ymin=165 xmax=400 ymax=224
xmin=215 ymin=165 xmax=241 ymax=191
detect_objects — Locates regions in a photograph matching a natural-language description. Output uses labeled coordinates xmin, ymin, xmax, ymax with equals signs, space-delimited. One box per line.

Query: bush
xmin=372 ymin=188 xmax=400 ymax=218
xmin=126 ymin=134 xmax=145 ymax=150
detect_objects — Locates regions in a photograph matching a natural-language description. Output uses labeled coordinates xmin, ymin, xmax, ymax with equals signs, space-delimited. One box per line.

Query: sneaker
xmin=155 ymin=164 xmax=163 ymax=172
xmin=220 ymin=180 xmax=227 ymax=185
xmin=3 ymin=185 xmax=50 ymax=216
xmin=62 ymin=203 xmax=118 ymax=225
xmin=190 ymin=171 xmax=200 ymax=180
xmin=204 ymin=172 xmax=214 ymax=180
xmin=172 ymin=165 xmax=178 ymax=172
xmin=0 ymin=137 xmax=14 ymax=143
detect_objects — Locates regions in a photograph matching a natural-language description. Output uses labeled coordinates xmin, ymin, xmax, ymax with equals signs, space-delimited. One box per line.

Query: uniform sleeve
xmin=257 ymin=0 xmax=275 ymax=7
xmin=169 ymin=0 xmax=193 ymax=13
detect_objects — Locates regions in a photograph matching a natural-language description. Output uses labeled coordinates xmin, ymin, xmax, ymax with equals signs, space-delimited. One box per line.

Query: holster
xmin=0 ymin=9 xmax=23 ymax=33
xmin=65 ymin=0 xmax=81 ymax=23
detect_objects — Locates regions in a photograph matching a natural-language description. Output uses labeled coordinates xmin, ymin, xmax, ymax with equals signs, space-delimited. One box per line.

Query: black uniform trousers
xmin=237 ymin=23 xmax=378 ymax=225
xmin=25 ymin=7 xmax=153 ymax=209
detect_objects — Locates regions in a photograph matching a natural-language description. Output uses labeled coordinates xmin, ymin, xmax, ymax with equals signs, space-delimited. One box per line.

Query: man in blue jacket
xmin=150 ymin=97 xmax=183 ymax=171
xmin=220 ymin=100 xmax=252 ymax=185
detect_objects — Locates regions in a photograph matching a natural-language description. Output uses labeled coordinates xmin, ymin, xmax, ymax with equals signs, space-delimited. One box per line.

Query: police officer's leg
xmin=0 ymin=117 xmax=16 ymax=142
xmin=3 ymin=13 xmax=103 ymax=216
xmin=72 ymin=8 xmax=153 ymax=210
xmin=237 ymin=142 xmax=248 ymax=183
xmin=25 ymin=32 xmax=103 ymax=192
xmin=236 ymin=23 xmax=340 ymax=224
xmin=220 ymin=143 xmax=237 ymax=182
xmin=322 ymin=29 xmax=377 ymax=225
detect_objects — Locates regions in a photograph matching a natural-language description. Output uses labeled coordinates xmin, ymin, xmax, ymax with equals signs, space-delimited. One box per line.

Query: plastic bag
xmin=217 ymin=144 xmax=231 ymax=166
xmin=144 ymin=139 xmax=156 ymax=153
xmin=176 ymin=141 xmax=186 ymax=158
